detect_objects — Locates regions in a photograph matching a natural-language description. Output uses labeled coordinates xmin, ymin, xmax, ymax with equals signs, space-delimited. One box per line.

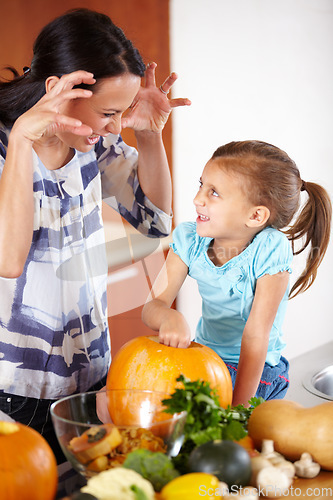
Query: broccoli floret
xmin=123 ymin=449 xmax=179 ymax=492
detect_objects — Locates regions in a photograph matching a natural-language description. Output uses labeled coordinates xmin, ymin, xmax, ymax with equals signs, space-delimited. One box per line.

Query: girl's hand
xmin=96 ymin=387 xmax=112 ymax=424
xmin=11 ymin=71 xmax=96 ymax=143
xmin=121 ymin=62 xmax=191 ymax=133
xmin=159 ymin=310 xmax=192 ymax=348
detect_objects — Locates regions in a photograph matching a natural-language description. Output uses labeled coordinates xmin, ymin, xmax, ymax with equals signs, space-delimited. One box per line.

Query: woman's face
xmin=59 ymin=73 xmax=141 ymax=152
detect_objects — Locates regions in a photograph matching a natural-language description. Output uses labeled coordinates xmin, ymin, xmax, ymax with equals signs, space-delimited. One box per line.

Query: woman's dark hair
xmin=212 ymin=140 xmax=332 ymax=298
xmin=0 ymin=8 xmax=146 ymax=126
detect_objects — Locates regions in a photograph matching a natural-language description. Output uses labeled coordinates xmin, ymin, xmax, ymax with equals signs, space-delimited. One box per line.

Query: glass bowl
xmin=50 ymin=389 xmax=186 ymax=478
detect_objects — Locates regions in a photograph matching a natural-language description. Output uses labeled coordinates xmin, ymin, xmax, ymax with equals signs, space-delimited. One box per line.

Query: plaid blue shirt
xmin=0 ymin=127 xmax=171 ymax=398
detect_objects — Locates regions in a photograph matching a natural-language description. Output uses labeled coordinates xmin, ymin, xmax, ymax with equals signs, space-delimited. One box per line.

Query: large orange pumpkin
xmin=0 ymin=421 xmax=58 ymax=500
xmin=106 ymin=336 xmax=232 ymax=410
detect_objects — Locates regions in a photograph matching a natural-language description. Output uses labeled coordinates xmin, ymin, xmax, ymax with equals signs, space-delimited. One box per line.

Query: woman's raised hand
xmin=121 ymin=62 xmax=191 ymax=133
xmin=11 ymin=71 xmax=96 ymax=143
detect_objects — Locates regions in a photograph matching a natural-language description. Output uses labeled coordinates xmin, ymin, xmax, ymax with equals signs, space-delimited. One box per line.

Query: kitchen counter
xmin=286 ymin=341 xmax=333 ymax=407
xmin=281 ymin=471 xmax=333 ymax=499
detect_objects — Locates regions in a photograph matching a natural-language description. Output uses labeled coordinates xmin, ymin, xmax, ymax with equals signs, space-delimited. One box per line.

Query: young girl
xmin=142 ymin=140 xmax=332 ymax=406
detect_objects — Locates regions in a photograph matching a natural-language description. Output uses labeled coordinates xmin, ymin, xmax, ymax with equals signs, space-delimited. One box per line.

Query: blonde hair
xmin=212 ymin=140 xmax=332 ymax=298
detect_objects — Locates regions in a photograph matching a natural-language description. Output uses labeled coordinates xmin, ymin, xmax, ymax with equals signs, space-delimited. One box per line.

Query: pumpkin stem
xmin=0 ymin=421 xmax=20 ymax=435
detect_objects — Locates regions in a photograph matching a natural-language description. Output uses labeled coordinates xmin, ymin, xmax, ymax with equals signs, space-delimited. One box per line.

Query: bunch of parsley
xmin=162 ymin=374 xmax=263 ymax=472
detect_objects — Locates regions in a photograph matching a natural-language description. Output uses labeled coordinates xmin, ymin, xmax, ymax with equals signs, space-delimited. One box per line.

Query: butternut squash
xmin=247 ymin=399 xmax=333 ymax=471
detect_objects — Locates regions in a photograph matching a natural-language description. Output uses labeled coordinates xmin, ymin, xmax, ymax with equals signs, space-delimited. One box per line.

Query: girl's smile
xmin=196 ymin=213 xmax=210 ymax=222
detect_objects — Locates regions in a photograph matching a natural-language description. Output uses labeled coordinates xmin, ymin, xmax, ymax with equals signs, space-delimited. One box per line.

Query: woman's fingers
xmin=169 ymin=97 xmax=192 ymax=108
xmin=159 ymin=71 xmax=178 ymax=95
xmin=144 ymin=61 xmax=157 ymax=88
xmin=49 ymin=88 xmax=93 ymax=106
xmin=145 ymin=63 xmax=179 ymax=97
xmin=49 ymin=70 xmax=96 ymax=94
xmin=44 ymin=114 xmax=92 ymax=137
xmin=33 ymin=71 xmax=96 ymax=137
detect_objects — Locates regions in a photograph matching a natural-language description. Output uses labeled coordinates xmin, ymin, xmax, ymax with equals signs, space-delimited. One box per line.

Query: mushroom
xmin=260 ymin=439 xmax=295 ymax=480
xmin=256 ymin=466 xmax=292 ymax=498
xmin=261 ymin=439 xmax=284 ymax=461
xmin=249 ymin=439 xmax=296 ymax=496
xmin=273 ymin=459 xmax=295 ymax=480
xmin=250 ymin=455 xmax=272 ymax=486
xmin=294 ymin=452 xmax=321 ymax=479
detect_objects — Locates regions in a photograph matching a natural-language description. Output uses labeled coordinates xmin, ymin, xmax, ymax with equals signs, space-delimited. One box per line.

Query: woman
xmin=0 ymin=8 xmax=190 ymax=460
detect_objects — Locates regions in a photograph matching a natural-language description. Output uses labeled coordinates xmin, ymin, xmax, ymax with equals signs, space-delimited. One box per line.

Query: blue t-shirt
xmin=171 ymin=222 xmax=293 ymax=366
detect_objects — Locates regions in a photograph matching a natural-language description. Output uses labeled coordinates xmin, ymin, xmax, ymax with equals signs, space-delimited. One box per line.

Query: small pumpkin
xmin=106 ymin=336 xmax=232 ymax=413
xmin=0 ymin=421 xmax=58 ymax=500
xmin=248 ymin=399 xmax=333 ymax=471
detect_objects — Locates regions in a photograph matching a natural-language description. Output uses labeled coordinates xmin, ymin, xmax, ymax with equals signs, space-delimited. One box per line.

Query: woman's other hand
xmin=121 ymin=61 xmax=191 ymax=133
xmin=11 ymin=71 xmax=96 ymax=143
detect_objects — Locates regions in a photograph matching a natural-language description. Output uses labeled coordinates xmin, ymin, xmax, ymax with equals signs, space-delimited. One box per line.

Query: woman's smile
xmin=86 ymin=133 xmax=101 ymax=146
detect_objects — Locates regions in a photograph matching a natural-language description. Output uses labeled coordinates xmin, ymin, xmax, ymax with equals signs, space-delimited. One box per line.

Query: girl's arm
xmin=232 ymin=271 xmax=290 ymax=406
xmin=142 ymin=248 xmax=191 ymax=348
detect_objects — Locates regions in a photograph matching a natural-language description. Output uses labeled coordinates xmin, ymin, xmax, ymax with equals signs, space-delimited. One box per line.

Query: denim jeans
xmin=225 ymin=356 xmax=290 ymax=400
xmin=0 ymin=376 xmax=107 ymax=464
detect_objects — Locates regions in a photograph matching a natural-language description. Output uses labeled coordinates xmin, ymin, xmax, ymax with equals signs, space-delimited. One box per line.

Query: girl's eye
xmin=211 ymin=189 xmax=219 ymax=197
xmin=103 ymin=113 xmax=115 ymax=118
xmin=198 ymin=180 xmax=203 ymax=188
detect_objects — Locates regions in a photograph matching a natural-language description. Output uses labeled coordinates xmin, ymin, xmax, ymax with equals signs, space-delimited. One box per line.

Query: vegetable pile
xmin=74 ymin=376 xmax=332 ymax=498
xmin=112 ymin=374 xmax=263 ymax=497
xmin=73 ymin=374 xmax=262 ymax=499
xmin=161 ymin=374 xmax=263 ymax=472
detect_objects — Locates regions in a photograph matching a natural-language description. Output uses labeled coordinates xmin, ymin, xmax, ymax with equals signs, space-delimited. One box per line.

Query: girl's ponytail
xmin=285 ymin=181 xmax=332 ymax=298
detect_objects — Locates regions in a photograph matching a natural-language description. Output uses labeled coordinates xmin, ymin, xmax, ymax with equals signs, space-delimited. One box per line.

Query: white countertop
xmin=286 ymin=340 xmax=333 ymax=407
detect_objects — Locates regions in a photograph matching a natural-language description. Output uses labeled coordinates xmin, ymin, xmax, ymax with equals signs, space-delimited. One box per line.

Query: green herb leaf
xmin=249 ymin=396 xmax=265 ymax=408
xmin=222 ymin=420 xmax=247 ymax=441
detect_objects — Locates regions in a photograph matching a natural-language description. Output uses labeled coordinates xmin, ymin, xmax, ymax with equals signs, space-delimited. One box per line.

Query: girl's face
xmin=58 ymin=73 xmax=141 ymax=152
xmin=193 ymin=159 xmax=255 ymax=242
